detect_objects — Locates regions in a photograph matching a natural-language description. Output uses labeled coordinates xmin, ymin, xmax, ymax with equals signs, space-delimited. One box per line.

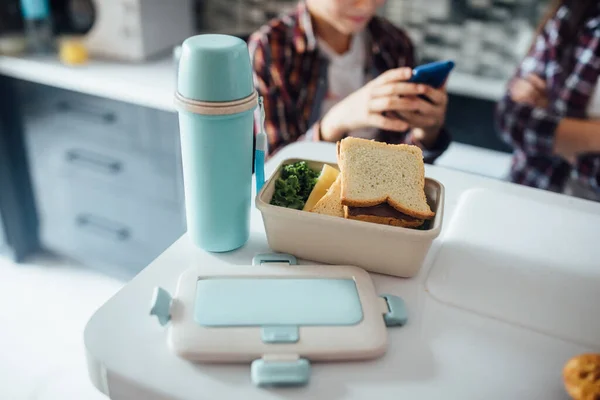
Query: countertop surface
xmin=0 ymin=54 xmax=177 ymax=112
xmin=0 ymin=53 xmax=507 ymax=113
xmin=84 ymin=141 xmax=599 ymax=400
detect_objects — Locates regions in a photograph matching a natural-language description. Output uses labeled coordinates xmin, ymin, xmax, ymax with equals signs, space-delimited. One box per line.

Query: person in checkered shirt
xmin=496 ymin=0 xmax=600 ymax=202
xmin=248 ymin=0 xmax=451 ymax=162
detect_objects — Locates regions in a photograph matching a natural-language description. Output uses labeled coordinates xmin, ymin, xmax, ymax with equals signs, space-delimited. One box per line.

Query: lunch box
xmin=256 ymin=158 xmax=445 ymax=278
xmin=149 ymin=253 xmax=407 ymax=387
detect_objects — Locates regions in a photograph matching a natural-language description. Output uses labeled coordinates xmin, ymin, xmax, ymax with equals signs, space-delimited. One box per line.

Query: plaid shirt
xmin=496 ymin=3 xmax=600 ymax=194
xmin=248 ymin=2 xmax=450 ymax=163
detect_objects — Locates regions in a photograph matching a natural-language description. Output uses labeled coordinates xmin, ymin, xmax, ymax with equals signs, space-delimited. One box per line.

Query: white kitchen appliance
xmin=81 ymin=0 xmax=194 ymax=62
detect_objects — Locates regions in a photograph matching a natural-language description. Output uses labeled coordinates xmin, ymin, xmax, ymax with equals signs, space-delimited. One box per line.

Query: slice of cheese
xmin=303 ymin=164 xmax=340 ymax=211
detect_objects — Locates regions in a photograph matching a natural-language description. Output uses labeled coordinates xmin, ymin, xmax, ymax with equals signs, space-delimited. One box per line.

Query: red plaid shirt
xmin=248 ymin=2 xmax=450 ymax=162
xmin=496 ymin=3 xmax=600 ymax=194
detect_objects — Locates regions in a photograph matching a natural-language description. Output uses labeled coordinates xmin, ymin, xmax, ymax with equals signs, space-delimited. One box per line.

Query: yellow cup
xmin=59 ymin=39 xmax=89 ymax=66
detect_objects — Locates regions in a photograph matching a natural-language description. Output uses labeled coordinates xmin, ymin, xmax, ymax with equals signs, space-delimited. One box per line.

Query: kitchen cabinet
xmin=446 ymin=93 xmax=512 ymax=153
xmin=0 ymin=76 xmax=39 ymax=262
xmin=15 ymin=79 xmax=186 ymax=278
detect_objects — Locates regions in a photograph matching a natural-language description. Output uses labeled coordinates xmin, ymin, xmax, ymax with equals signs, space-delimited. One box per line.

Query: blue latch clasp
xmin=380 ymin=294 xmax=408 ymax=327
xmin=252 ymin=253 xmax=298 ymax=266
xmin=150 ymin=287 xmax=173 ymax=326
xmin=251 ymin=356 xmax=311 ymax=387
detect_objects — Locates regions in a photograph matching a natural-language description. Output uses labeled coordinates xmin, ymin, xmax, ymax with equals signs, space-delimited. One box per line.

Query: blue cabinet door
xmin=0 ymin=76 xmax=39 ymax=262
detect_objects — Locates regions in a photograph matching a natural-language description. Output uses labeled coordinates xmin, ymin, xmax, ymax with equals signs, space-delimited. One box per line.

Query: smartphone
xmin=385 ymin=60 xmax=455 ymax=122
xmin=408 ymin=60 xmax=455 ymax=88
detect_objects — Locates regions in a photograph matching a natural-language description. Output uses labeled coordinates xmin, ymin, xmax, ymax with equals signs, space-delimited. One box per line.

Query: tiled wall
xmin=386 ymin=0 xmax=549 ymax=80
xmin=194 ymin=0 xmax=297 ymax=37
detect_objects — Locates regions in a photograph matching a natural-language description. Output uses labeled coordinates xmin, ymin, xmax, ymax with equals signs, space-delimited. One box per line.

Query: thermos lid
xmin=177 ymin=34 xmax=255 ymax=103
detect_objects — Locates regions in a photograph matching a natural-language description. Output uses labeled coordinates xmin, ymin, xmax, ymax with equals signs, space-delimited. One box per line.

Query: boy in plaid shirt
xmin=248 ymin=0 xmax=451 ymax=163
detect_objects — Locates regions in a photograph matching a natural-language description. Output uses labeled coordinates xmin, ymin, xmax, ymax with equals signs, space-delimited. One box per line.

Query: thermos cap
xmin=177 ymin=34 xmax=254 ymax=103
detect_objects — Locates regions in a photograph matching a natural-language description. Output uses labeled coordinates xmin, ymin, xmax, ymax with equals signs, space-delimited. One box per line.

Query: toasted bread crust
xmin=309 ymin=174 xmax=345 ymax=218
xmin=337 ymin=138 xmax=435 ymax=220
xmin=339 ymin=196 xmax=434 ymax=220
xmin=387 ymin=197 xmax=435 ymax=220
xmin=343 ymin=207 xmax=425 ymax=228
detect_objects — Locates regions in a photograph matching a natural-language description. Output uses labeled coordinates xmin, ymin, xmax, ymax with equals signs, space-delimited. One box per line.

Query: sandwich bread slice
xmin=309 ymin=174 xmax=345 ymax=218
xmin=337 ymin=137 xmax=434 ymax=221
xmin=310 ymin=173 xmax=423 ymax=227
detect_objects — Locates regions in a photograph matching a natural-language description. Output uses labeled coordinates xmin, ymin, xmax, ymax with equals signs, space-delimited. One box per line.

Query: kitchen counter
xmin=0 ymin=53 xmax=506 ymax=112
xmin=84 ymin=141 xmax=599 ymax=400
xmin=0 ymin=54 xmax=177 ymax=112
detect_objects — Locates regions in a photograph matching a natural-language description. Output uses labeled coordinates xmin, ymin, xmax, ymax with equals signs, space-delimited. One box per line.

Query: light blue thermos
xmin=174 ymin=34 xmax=259 ymax=252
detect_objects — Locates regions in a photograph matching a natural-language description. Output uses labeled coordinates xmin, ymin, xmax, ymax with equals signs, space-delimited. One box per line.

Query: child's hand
xmin=509 ymin=74 xmax=549 ymax=108
xmin=392 ymin=80 xmax=448 ymax=148
xmin=321 ymin=67 xmax=446 ymax=141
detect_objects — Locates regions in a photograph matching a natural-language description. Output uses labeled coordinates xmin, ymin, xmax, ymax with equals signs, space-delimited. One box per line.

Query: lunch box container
xmin=150 ymin=253 xmax=407 ymax=387
xmin=256 ymin=158 xmax=445 ymax=278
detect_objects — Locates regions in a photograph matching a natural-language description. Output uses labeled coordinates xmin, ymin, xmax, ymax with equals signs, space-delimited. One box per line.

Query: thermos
xmin=174 ymin=34 xmax=258 ymax=252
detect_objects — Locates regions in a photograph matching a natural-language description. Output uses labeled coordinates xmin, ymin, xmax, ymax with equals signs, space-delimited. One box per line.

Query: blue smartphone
xmin=408 ymin=60 xmax=455 ymax=88
xmin=385 ymin=60 xmax=455 ymax=122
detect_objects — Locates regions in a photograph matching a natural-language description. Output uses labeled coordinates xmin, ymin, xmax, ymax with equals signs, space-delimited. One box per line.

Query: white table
xmin=84 ymin=142 xmax=600 ymax=400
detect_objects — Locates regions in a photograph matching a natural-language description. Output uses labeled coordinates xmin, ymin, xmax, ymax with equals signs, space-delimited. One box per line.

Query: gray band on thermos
xmin=174 ymin=90 xmax=258 ymax=116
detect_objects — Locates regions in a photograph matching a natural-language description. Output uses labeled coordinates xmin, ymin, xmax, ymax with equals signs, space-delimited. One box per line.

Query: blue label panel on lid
xmin=194 ymin=278 xmax=363 ymax=327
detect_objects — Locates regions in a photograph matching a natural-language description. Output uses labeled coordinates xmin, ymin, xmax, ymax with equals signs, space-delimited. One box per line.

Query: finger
xmin=518 ymin=78 xmax=545 ymax=100
xmin=511 ymin=79 xmax=537 ymax=95
xmin=510 ymin=81 xmax=539 ymax=105
xmin=510 ymin=90 xmax=537 ymax=105
xmin=510 ymin=79 xmax=532 ymax=93
xmin=511 ymin=88 xmax=539 ymax=105
xmin=420 ymin=86 xmax=447 ymax=105
xmin=527 ymin=74 xmax=547 ymax=92
xmin=411 ymin=97 xmax=442 ymax=116
xmin=374 ymin=67 xmax=413 ymax=85
xmin=511 ymin=95 xmax=536 ymax=107
xmin=367 ymin=113 xmax=410 ymax=132
xmin=401 ymin=111 xmax=439 ymax=129
xmin=368 ymin=96 xmax=421 ymax=113
xmin=371 ymin=81 xmax=422 ymax=98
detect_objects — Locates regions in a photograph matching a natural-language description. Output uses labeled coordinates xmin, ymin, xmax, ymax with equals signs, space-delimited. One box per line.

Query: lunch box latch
xmin=150 ymin=287 xmax=173 ymax=326
xmin=251 ymin=354 xmax=311 ymax=387
xmin=380 ymin=294 xmax=408 ymax=327
xmin=261 ymin=325 xmax=300 ymax=344
xmin=252 ymin=253 xmax=298 ymax=266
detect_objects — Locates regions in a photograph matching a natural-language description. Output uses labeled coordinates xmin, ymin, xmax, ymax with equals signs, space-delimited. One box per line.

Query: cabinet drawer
xmin=22 ymin=84 xmax=144 ymax=150
xmin=65 ymin=180 xmax=185 ymax=249
xmin=41 ymin=214 xmax=155 ymax=274
xmin=39 ymin=181 xmax=185 ymax=273
xmin=27 ymin=131 xmax=181 ymax=206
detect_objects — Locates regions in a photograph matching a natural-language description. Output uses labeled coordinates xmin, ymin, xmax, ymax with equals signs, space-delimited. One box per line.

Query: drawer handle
xmin=76 ymin=214 xmax=130 ymax=241
xmin=65 ymin=149 xmax=122 ymax=174
xmin=56 ymin=101 xmax=117 ymax=124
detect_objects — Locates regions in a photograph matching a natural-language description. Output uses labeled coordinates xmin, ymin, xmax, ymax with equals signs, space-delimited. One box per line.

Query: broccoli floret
xmin=270 ymin=161 xmax=320 ymax=209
